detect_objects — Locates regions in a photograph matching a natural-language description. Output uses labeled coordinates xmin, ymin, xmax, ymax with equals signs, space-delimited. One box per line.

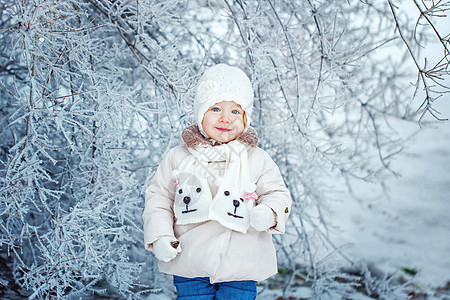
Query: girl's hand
xmin=250 ymin=204 xmax=276 ymax=231
xmin=152 ymin=236 xmax=182 ymax=262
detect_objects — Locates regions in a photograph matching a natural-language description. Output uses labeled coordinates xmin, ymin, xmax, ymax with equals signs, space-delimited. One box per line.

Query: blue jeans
xmin=173 ymin=276 xmax=257 ymax=299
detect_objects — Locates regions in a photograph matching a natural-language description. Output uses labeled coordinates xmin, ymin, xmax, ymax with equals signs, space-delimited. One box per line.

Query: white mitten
xmin=250 ymin=204 xmax=276 ymax=231
xmin=152 ymin=236 xmax=182 ymax=262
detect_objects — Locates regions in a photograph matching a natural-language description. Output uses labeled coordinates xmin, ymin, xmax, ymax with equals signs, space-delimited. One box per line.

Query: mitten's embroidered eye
xmin=240 ymin=198 xmax=244 ymax=202
xmin=196 ymin=187 xmax=201 ymax=193
xmin=178 ymin=189 xmax=183 ymax=194
xmin=224 ymin=191 xmax=230 ymax=196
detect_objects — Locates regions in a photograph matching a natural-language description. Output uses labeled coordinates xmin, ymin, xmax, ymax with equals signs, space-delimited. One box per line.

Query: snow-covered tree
xmin=0 ymin=0 xmax=179 ymax=297
xmin=0 ymin=0 xmax=448 ymax=298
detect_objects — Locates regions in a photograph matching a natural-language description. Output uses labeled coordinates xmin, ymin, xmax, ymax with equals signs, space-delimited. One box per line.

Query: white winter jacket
xmin=143 ymin=125 xmax=292 ymax=283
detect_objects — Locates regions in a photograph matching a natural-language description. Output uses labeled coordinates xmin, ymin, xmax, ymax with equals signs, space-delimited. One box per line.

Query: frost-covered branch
xmin=388 ymin=0 xmax=449 ymax=124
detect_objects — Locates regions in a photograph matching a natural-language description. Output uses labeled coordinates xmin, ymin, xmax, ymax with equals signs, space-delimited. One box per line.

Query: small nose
xmin=233 ymin=200 xmax=240 ymax=208
xmin=219 ymin=113 xmax=231 ymax=123
xmin=184 ymin=196 xmax=191 ymax=205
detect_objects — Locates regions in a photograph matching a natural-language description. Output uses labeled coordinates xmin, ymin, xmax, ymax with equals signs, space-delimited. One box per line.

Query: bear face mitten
xmin=173 ymin=173 xmax=211 ymax=225
xmin=209 ymin=190 xmax=253 ymax=233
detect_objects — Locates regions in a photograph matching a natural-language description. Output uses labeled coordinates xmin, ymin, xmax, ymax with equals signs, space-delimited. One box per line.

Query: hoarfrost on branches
xmin=0 ymin=0 xmax=448 ymax=298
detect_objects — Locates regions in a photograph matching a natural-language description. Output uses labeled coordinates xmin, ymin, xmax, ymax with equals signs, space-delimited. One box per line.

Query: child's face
xmin=202 ymin=101 xmax=245 ymax=143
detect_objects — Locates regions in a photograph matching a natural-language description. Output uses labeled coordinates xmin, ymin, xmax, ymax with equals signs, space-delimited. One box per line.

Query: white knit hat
xmin=194 ymin=64 xmax=254 ymax=137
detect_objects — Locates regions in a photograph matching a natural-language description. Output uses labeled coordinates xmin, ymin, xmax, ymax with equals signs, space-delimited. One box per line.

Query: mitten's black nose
xmin=184 ymin=196 xmax=191 ymax=205
xmin=233 ymin=200 xmax=240 ymax=208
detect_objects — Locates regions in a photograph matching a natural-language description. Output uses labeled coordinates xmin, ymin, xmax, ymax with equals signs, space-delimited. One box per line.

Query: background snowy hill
xmin=327 ymin=2 xmax=450 ymax=291
xmin=329 ymin=101 xmax=450 ymax=289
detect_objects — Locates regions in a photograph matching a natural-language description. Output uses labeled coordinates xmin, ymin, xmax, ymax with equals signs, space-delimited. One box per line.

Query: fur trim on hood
xmin=181 ymin=124 xmax=258 ymax=148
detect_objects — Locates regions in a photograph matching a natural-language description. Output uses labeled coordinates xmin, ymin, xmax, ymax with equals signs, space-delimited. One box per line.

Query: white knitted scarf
xmin=172 ymin=125 xmax=258 ymax=233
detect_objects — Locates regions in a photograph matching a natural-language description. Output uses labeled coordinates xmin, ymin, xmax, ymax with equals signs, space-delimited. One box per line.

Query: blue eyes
xmin=210 ymin=107 xmax=241 ymax=114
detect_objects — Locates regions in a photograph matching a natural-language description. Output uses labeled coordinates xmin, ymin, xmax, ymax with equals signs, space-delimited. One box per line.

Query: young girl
xmin=143 ymin=64 xmax=292 ymax=299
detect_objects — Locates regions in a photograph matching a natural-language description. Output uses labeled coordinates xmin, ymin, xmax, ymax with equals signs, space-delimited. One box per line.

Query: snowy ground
xmin=328 ymin=102 xmax=450 ymax=290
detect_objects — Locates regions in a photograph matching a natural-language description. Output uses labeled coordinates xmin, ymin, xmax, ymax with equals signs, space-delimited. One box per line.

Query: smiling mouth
xmin=216 ymin=127 xmax=231 ymax=132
